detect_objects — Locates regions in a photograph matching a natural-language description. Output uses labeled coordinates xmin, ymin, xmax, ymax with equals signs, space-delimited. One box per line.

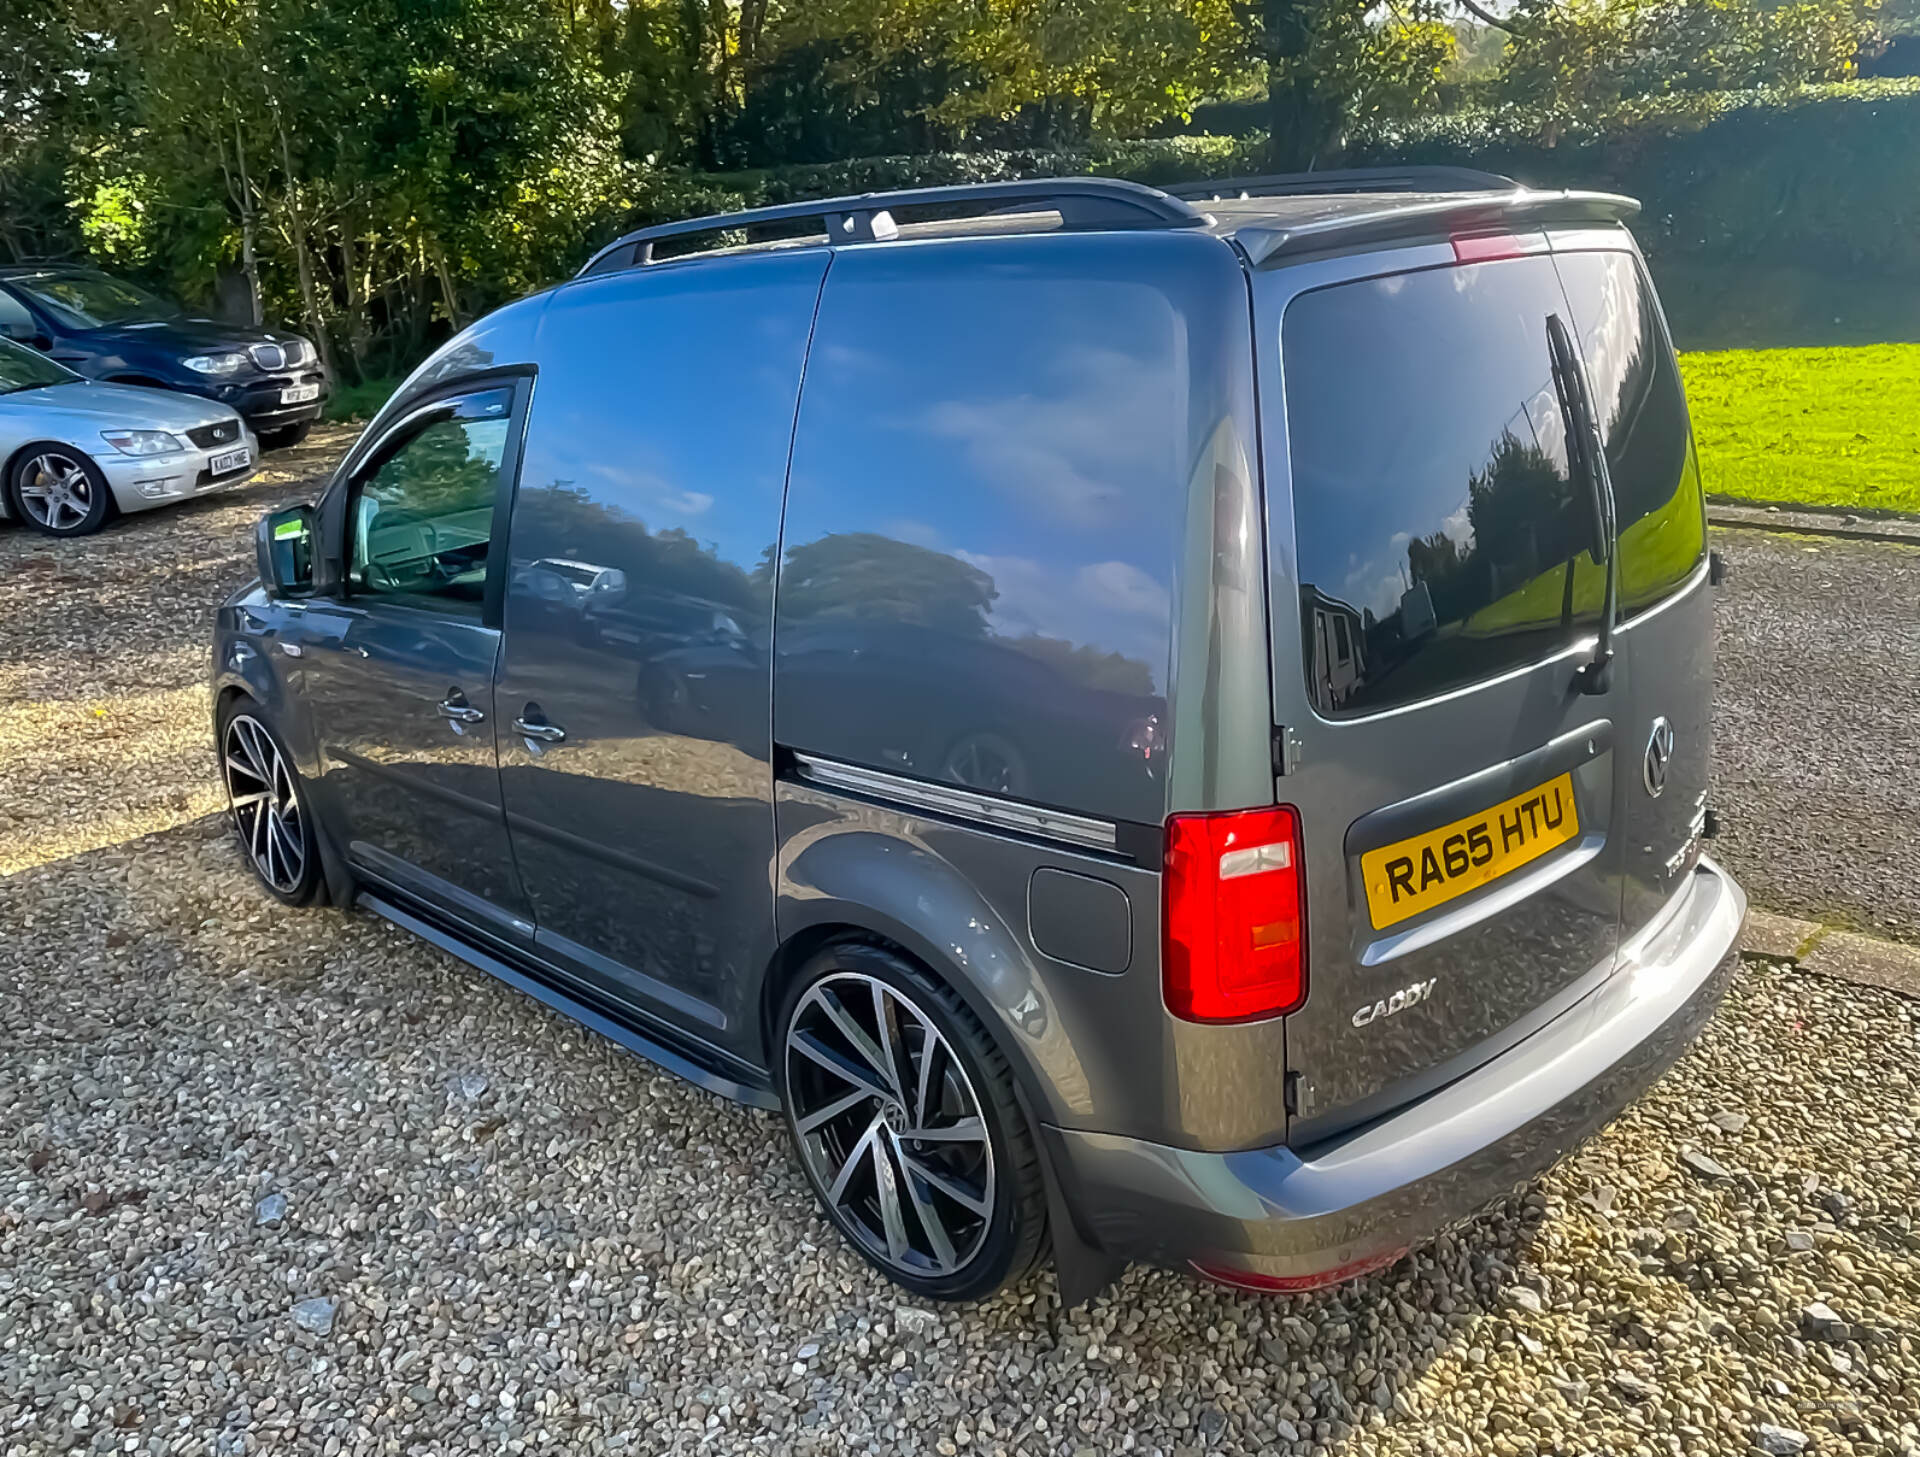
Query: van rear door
xmin=1257 ymin=240 xmax=1631 ymax=1141
xmin=1549 ymin=240 xmax=1712 ymax=949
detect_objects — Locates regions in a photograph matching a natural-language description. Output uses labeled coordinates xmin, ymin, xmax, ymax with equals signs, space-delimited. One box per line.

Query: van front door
xmin=1259 ymin=243 xmax=1632 ymax=1141
xmin=296 ymin=383 xmax=532 ymax=938
xmin=491 ymin=251 xmax=827 ymax=1050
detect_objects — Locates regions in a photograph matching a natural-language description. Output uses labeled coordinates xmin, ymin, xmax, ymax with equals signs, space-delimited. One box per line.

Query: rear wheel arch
xmin=758 ymin=896 xmax=1074 ymax=1150
xmin=769 ymin=929 xmax=1052 ymax=1299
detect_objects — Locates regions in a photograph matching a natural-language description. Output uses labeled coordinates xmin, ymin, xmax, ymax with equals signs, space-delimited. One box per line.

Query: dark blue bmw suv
xmin=0 ymin=263 xmax=329 ymax=448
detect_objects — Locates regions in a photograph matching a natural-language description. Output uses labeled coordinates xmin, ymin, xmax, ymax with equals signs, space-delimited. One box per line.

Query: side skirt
xmin=358 ymin=891 xmax=779 ymax=1111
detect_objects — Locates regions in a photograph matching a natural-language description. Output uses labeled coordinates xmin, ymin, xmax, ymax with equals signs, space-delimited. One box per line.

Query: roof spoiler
xmin=1166 ymin=166 xmax=1521 ymax=200
xmin=1231 ymin=188 xmax=1642 ymax=267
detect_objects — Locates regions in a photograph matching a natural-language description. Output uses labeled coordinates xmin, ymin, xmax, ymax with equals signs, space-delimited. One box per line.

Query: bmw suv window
xmin=8 ymin=269 xmax=178 ymax=329
xmin=348 ymin=390 xmax=512 ymax=614
xmin=1286 ymin=256 xmax=1602 ymax=718
xmin=0 ymin=336 xmax=74 ymax=393
xmin=1553 ymin=249 xmax=1705 ymax=616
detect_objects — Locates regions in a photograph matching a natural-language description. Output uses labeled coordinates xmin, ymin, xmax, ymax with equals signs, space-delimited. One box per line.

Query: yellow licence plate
xmin=1360 ymin=772 xmax=1580 ymax=930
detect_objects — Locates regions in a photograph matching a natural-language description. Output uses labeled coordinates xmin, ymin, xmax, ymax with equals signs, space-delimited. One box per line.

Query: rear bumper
xmin=1046 ymin=856 xmax=1746 ymax=1286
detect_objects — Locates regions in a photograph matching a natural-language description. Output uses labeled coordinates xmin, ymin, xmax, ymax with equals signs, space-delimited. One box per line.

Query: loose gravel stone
xmin=1680 ymin=1147 xmax=1733 ymax=1180
xmin=1756 ymin=1421 xmax=1812 ymax=1455
xmin=290 ymin=1298 xmax=337 ymax=1336
xmin=4 ymin=433 xmax=1919 ymax=1455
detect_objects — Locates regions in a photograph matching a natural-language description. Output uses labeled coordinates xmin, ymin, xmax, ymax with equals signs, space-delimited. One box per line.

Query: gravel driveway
xmin=3 ymin=446 xmax=1918 ymax=1456
xmin=1713 ymin=530 xmax=1920 ymax=945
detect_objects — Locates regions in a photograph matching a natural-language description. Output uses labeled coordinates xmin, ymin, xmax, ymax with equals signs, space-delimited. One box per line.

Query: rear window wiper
xmin=1547 ymin=312 xmax=1618 ymax=696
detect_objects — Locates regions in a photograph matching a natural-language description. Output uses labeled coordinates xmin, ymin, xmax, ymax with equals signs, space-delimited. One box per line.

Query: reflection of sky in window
xmin=517 ymin=255 xmax=827 ymax=575
xmin=783 ymin=248 xmax=1188 ymax=689
xmin=1285 ymin=257 xmax=1577 ymax=623
xmin=1561 ymin=252 xmax=1636 ymax=416
xmin=464 ymin=417 xmax=509 ymax=467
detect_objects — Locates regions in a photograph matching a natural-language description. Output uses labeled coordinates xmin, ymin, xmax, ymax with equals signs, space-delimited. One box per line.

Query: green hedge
xmin=594 ymin=81 xmax=1920 ymax=283
xmin=1346 ymin=81 xmax=1920 ymax=276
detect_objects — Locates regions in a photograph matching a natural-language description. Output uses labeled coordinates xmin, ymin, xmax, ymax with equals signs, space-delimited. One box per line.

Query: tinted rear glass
xmin=1554 ymin=250 xmax=1705 ymax=615
xmin=1286 ymin=255 xmax=1598 ymax=717
xmin=1284 ymin=251 xmax=1698 ymax=718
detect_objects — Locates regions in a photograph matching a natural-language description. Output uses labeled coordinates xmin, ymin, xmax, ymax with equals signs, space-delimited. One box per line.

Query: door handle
xmin=512 ymin=717 xmax=566 ymax=743
xmin=438 ymin=698 xmax=486 ymax=724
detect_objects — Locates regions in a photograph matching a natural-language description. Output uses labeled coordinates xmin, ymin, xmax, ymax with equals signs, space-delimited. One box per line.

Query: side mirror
xmin=256 ymin=505 xmax=316 ymax=596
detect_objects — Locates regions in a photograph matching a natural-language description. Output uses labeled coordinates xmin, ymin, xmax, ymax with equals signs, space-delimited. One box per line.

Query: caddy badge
xmin=1352 ymin=977 xmax=1439 ymax=1028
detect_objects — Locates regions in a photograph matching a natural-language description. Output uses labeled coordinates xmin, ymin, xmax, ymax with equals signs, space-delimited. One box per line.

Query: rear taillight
xmin=1162 ymin=806 xmax=1306 ymax=1023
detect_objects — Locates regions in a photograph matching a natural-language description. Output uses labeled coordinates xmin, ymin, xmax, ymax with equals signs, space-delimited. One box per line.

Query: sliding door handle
xmin=512 ymin=717 xmax=566 ymax=743
xmin=438 ymin=699 xmax=486 ymax=724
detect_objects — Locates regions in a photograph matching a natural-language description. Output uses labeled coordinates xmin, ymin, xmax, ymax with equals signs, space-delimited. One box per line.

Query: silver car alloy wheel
xmin=17 ymin=450 xmax=96 ymax=532
xmin=785 ymin=971 xmax=997 ymax=1279
xmin=222 ymin=714 xmax=306 ymax=894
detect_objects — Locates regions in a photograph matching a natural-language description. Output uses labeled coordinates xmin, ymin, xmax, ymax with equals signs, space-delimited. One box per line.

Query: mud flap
xmin=1014 ymin=1084 xmax=1124 ymax=1307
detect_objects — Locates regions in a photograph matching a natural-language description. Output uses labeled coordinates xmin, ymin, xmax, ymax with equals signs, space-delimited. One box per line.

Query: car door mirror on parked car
xmin=0 ymin=322 xmax=51 ymax=349
xmin=257 ymin=505 xmax=316 ymax=597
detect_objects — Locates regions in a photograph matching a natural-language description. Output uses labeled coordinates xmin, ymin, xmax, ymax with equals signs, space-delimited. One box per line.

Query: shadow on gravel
xmin=0 ymin=813 xmax=1568 ymax=1454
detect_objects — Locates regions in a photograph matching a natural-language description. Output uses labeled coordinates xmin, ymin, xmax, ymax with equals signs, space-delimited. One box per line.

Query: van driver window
xmin=349 ymin=391 xmax=511 ymax=613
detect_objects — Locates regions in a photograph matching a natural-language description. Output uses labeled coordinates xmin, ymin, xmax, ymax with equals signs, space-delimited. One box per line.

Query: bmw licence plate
xmin=208 ymin=447 xmax=252 ymax=475
xmin=280 ymin=383 xmax=320 ymax=405
xmin=1360 ymin=772 xmax=1580 ymax=930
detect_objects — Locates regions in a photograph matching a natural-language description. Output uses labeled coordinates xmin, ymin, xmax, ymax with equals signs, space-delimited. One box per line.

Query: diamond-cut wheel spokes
xmin=786 ymin=971 xmax=995 ymax=1279
xmin=222 ymin=715 xmax=306 ymax=894
xmin=18 ymin=452 xmax=94 ymax=532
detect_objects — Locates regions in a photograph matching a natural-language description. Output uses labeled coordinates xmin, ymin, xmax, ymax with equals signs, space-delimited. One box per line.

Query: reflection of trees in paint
xmin=509 ymin=494 xmax=1157 ymax=696
xmin=777 ymin=532 xmax=996 ymax=639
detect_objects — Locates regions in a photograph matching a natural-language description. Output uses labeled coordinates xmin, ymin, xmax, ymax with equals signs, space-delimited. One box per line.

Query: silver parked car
xmin=0 ymin=335 xmax=257 ymax=537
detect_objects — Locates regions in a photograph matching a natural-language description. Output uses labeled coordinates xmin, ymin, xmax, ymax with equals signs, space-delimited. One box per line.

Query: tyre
xmin=777 ymin=943 xmax=1047 ymax=1301
xmin=260 ymin=420 xmax=314 ymax=450
xmin=8 ymin=444 xmax=114 ymax=537
xmin=218 ymin=703 xmax=322 ymax=906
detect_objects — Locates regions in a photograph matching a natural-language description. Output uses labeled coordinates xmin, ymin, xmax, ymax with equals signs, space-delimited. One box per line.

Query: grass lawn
xmin=1680 ymin=343 xmax=1920 ymax=513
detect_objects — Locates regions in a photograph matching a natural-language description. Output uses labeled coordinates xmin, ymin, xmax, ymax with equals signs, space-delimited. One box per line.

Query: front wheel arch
xmin=5 ymin=441 xmax=116 ymax=534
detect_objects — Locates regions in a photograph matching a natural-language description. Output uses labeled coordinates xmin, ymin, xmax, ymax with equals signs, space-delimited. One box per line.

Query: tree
xmin=1253 ymin=0 xmax=1458 ymax=168
xmin=1495 ymin=0 xmax=1877 ymax=118
xmin=778 ymin=0 xmax=1250 ymax=146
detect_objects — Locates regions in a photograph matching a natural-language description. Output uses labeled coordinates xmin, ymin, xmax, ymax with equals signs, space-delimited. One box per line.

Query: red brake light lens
xmin=1162 ymin=806 xmax=1306 ymax=1023
xmin=1451 ymin=232 xmax=1527 ymax=264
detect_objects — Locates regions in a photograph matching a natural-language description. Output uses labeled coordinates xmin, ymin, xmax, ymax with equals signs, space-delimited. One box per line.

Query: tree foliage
xmin=0 ymin=0 xmax=1891 ymax=375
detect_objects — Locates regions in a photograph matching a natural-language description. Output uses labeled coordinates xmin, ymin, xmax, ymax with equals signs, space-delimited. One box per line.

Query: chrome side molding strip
xmin=791 ymin=752 xmax=1119 ymax=853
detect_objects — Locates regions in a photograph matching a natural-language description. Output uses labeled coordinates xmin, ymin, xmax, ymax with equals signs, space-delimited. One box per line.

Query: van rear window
xmin=1555 ymin=250 xmax=1706 ymax=618
xmin=1284 ymin=252 xmax=1699 ymax=718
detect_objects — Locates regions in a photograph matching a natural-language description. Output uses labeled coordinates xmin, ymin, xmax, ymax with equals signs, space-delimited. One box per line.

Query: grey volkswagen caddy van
xmin=214 ymin=170 xmax=1745 ymax=1304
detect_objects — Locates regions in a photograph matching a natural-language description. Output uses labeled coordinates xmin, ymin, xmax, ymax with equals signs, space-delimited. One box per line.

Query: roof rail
xmin=577 ymin=177 xmax=1209 ymax=277
xmin=1166 ymin=166 xmax=1520 ymax=201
